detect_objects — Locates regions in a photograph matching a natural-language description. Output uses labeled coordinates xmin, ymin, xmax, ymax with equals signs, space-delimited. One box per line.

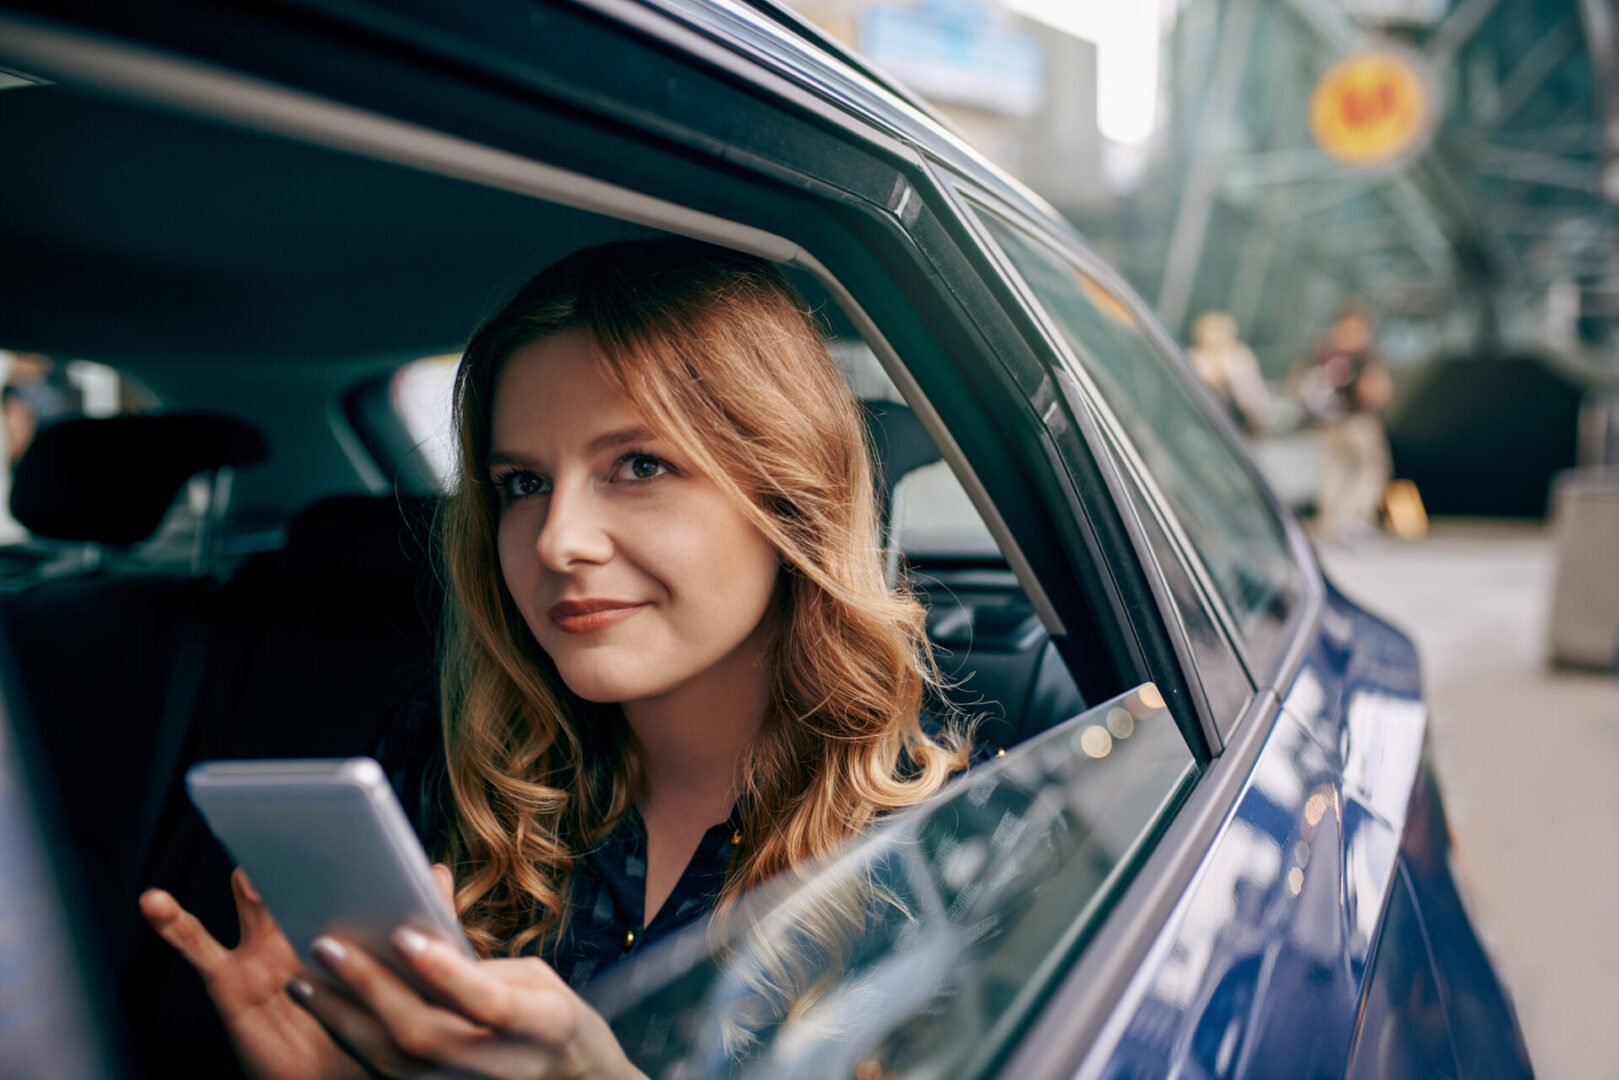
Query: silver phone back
xmin=185 ymin=757 xmax=473 ymax=980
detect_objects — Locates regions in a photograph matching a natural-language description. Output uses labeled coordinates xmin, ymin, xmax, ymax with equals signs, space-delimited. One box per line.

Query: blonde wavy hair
xmin=437 ymin=236 xmax=968 ymax=959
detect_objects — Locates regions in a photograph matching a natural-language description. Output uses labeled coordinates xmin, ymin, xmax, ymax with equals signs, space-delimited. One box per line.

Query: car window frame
xmin=949 ymin=189 xmax=1323 ymax=700
xmin=966 ymin=200 xmax=1272 ymax=677
xmin=1096 ymin=418 xmax=1257 ymax=728
xmin=928 ymin=189 xmax=1240 ymax=749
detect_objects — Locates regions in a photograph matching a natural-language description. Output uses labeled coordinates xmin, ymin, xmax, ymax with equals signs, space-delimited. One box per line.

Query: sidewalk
xmin=1318 ymin=521 xmax=1619 ymax=1080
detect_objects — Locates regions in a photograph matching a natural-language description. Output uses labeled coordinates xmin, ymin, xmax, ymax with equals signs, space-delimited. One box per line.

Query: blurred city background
xmin=778 ymin=0 xmax=1616 ymax=1075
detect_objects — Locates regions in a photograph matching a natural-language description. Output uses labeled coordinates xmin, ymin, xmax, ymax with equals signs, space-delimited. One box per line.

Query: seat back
xmin=120 ymin=493 xmax=441 ymax=1075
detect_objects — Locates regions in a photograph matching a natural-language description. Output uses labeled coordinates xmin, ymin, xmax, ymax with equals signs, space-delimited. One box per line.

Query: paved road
xmin=1318 ymin=521 xmax=1619 ymax=1080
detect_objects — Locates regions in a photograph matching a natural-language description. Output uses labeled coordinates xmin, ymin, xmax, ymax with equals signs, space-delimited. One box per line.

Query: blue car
xmin=0 ymin=1 xmax=1531 ymax=1077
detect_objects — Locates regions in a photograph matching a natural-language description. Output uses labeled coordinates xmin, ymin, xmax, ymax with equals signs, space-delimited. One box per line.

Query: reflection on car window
xmin=974 ymin=217 xmax=1302 ymax=660
xmin=590 ymin=684 xmax=1195 ymax=1080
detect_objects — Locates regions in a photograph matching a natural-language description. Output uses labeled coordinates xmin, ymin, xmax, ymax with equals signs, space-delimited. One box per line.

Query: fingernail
xmin=393 ymin=926 xmax=430 ymax=957
xmin=311 ymin=936 xmax=346 ymax=969
xmin=286 ymin=976 xmax=314 ymax=1003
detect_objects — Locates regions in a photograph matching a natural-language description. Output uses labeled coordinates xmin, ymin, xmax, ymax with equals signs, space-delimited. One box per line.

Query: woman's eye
xmin=616 ymin=453 xmax=668 ymax=482
xmin=498 ymin=471 xmax=548 ymax=499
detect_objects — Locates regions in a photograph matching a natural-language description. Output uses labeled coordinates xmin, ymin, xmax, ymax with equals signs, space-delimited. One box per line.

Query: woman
xmin=1186 ymin=310 xmax=1268 ymax=436
xmin=140 ymin=236 xmax=970 ymax=1078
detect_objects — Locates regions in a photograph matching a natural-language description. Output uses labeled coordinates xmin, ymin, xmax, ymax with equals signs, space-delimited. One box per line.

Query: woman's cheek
xmin=495 ymin=512 xmax=541 ymax=604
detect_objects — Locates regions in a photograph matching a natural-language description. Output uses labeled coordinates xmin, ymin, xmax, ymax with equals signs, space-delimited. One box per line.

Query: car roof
xmin=0 ymin=0 xmax=1082 ymax=368
xmin=584 ymin=0 xmax=1078 ymax=234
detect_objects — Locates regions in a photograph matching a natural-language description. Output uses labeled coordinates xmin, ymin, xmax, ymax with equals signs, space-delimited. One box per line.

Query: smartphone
xmin=185 ymin=757 xmax=475 ymax=989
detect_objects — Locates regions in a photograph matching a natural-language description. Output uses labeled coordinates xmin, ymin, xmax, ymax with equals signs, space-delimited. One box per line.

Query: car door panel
xmin=1071 ymin=699 xmax=1357 ymax=1077
xmin=1346 ymin=865 xmax=1461 ymax=1080
xmin=1396 ymin=768 xmax=1535 ymax=1078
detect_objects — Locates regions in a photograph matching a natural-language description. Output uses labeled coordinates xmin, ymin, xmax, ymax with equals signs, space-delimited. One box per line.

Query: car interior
xmin=0 ymin=76 xmax=1101 ymax=1070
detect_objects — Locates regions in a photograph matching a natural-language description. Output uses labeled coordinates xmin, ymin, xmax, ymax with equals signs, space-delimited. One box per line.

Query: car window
xmin=591 ymin=683 xmax=1196 ymax=1080
xmin=971 ymin=215 xmax=1303 ymax=666
xmin=1109 ymin=438 xmax=1253 ymax=733
xmin=391 ymin=354 xmax=461 ymax=485
xmin=823 ymin=338 xmax=1002 ymax=560
xmin=0 ymin=351 xmax=154 ymax=546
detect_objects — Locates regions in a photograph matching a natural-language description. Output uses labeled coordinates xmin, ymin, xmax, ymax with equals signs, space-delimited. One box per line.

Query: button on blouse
xmin=546 ymin=802 xmax=743 ymax=989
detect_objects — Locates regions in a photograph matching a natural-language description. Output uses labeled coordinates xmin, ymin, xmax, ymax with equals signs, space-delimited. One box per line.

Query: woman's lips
xmin=547 ymin=599 xmax=650 ymax=635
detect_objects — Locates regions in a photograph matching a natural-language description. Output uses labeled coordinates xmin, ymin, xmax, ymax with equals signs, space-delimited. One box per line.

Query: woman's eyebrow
xmin=487 ymin=427 xmax=659 ymax=470
xmin=487 ymin=449 xmax=538 ymax=470
xmin=584 ymin=425 xmax=659 ymax=456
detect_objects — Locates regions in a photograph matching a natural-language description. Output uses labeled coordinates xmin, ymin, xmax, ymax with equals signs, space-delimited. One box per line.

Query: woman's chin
xmin=552 ymin=662 xmax=663 ymax=705
xmin=565 ymin=682 xmax=633 ymax=704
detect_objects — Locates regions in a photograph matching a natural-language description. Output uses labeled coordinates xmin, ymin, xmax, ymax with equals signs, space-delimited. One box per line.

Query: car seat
xmin=0 ymin=413 xmax=267 ymax=946
xmin=860 ymin=400 xmax=1085 ymax=753
xmin=120 ymin=492 xmax=440 ymax=1076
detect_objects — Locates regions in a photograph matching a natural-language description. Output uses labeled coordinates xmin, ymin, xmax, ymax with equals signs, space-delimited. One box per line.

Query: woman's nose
xmin=535 ymin=479 xmax=613 ymax=571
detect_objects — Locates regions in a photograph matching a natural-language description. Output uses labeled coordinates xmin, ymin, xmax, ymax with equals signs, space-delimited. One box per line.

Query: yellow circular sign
xmin=1309 ymin=50 xmax=1432 ymax=167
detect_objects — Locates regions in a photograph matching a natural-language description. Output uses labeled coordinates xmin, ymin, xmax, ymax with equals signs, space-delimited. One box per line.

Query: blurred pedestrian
xmin=2 ymin=385 xmax=35 ymax=465
xmin=4 ymin=353 xmax=77 ymax=427
xmin=1187 ymin=310 xmax=1269 ymax=435
xmin=1300 ymin=301 xmax=1393 ymax=541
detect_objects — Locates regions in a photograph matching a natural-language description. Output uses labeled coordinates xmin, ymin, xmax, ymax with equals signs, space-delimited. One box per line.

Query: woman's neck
xmin=620 ymin=626 xmax=770 ymax=824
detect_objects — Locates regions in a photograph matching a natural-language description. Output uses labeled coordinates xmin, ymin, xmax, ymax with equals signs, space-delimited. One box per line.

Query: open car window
xmin=390 ymin=353 xmax=461 ymax=486
xmin=386 ymin=311 xmax=1090 ymax=753
xmin=591 ymin=684 xmax=1196 ymax=1080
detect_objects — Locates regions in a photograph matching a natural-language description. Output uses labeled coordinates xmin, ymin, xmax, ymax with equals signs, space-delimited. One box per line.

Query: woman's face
xmin=489 ymin=329 xmax=782 ymax=706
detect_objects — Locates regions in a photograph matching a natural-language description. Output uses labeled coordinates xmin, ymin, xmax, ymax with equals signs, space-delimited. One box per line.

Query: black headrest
xmin=10 ymin=413 xmax=268 ymax=544
xmin=281 ymin=495 xmax=437 ymax=603
xmin=861 ymin=399 xmax=943 ymax=505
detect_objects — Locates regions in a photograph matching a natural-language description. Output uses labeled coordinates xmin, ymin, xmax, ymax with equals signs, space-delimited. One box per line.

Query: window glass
xmin=391 ymin=354 xmax=461 ymax=485
xmin=1112 ymin=443 xmax=1253 ymax=730
xmin=593 ymin=684 xmax=1196 ymax=1080
xmin=975 ymin=216 xmax=1302 ymax=658
xmin=0 ymin=351 xmax=154 ymax=547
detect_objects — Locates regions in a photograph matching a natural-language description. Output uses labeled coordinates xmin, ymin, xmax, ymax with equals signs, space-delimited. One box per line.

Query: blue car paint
xmin=1397 ymin=757 xmax=1536 ymax=1078
xmin=1071 ymin=580 xmax=1530 ymax=1078
xmin=1348 ymin=863 xmax=1459 ymax=1079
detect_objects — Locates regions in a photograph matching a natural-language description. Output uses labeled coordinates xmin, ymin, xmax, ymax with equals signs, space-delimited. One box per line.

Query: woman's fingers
xmin=140 ymin=888 xmax=228 ymax=978
xmin=310 ymin=936 xmax=490 ymax=1058
xmin=430 ymin=863 xmax=454 ymax=908
xmin=230 ymin=867 xmax=272 ymax=937
xmin=286 ymin=975 xmax=421 ymax=1078
xmin=392 ymin=932 xmax=576 ymax=1046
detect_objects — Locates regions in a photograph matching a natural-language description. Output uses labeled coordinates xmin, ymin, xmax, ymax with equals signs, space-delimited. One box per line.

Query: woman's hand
xmin=290 ymin=922 xmax=646 ymax=1080
xmin=139 ymin=868 xmax=363 ymax=1080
